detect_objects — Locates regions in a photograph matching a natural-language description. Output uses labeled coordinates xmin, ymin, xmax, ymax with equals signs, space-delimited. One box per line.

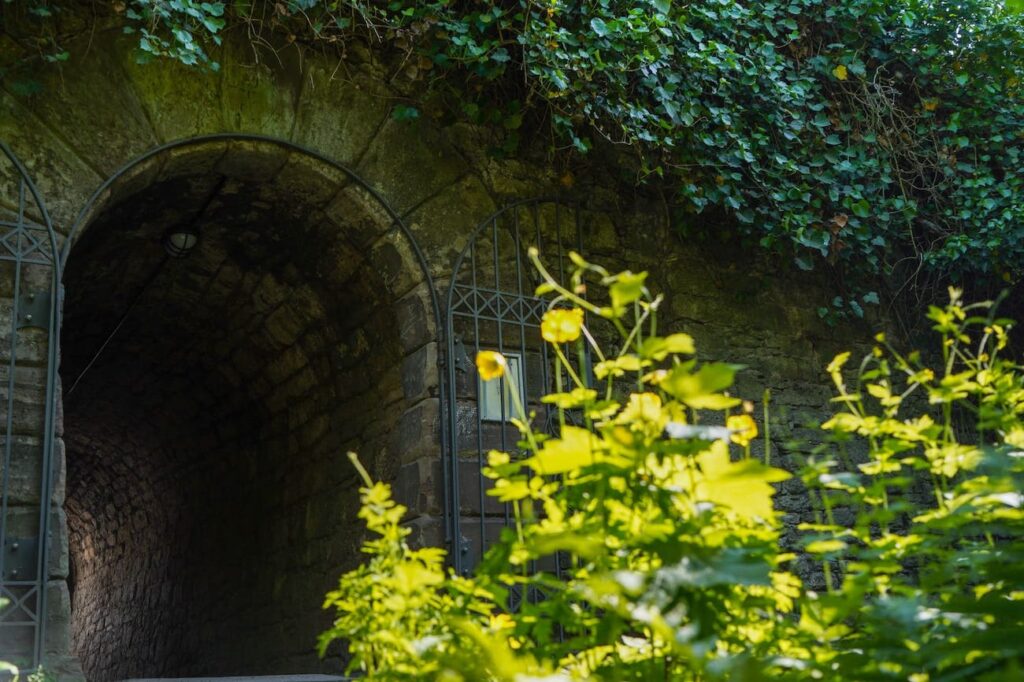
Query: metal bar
xmin=492 ymin=216 xmax=511 ymax=537
xmin=444 ymin=315 xmax=461 ymax=575
xmin=0 ymin=179 xmax=26 ymax=591
xmin=470 ymin=237 xmax=485 ymax=571
xmin=442 ymin=198 xmax=588 ymax=585
xmin=1 ymin=142 xmax=62 ymax=667
xmin=555 ymin=201 xmax=565 ymax=287
xmin=34 ymin=272 xmax=61 ymax=665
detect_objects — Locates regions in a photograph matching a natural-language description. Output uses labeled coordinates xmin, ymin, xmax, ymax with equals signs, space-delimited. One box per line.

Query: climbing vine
xmin=4 ymin=0 xmax=1024 ymax=318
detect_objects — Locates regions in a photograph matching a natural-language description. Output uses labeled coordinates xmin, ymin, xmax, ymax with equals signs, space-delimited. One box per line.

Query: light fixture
xmin=162 ymin=225 xmax=200 ymax=258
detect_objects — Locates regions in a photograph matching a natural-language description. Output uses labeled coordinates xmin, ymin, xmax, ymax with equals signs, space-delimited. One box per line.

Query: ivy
xmin=6 ymin=0 xmax=1024 ymax=316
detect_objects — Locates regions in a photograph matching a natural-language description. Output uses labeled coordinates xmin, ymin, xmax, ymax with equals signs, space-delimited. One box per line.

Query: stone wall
xmin=0 ymin=25 xmax=881 ymax=681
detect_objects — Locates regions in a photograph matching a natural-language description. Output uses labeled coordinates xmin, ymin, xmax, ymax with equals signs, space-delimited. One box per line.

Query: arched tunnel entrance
xmin=57 ymin=139 xmax=437 ymax=681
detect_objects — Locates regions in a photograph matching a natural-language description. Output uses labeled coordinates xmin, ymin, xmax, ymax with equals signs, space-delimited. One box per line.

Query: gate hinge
xmin=459 ymin=535 xmax=472 ymax=576
xmin=17 ymin=289 xmax=51 ymax=331
xmin=2 ymin=536 xmax=39 ymax=581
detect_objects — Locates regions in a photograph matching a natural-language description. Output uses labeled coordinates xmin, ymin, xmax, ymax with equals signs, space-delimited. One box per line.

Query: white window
xmin=479 ymin=351 xmax=524 ymax=421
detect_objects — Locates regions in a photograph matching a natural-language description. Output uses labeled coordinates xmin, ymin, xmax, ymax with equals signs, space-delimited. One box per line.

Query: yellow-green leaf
xmin=806 ymin=539 xmax=848 ymax=554
xmin=525 ymin=425 xmax=597 ymax=474
xmin=695 ymin=440 xmax=790 ymax=520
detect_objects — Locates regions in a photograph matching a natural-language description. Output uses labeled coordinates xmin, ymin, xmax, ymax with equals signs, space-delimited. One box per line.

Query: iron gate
xmin=0 ymin=143 xmax=61 ymax=666
xmin=442 ymin=198 xmax=589 ymax=586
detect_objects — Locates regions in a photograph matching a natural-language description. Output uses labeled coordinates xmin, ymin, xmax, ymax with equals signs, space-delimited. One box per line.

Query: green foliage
xmin=797 ymin=289 xmax=1024 ymax=679
xmin=318 ymin=453 xmax=495 ymax=678
xmin=7 ymin=0 xmax=1023 ymax=312
xmin=323 ymin=254 xmax=797 ymax=679
xmin=122 ymin=0 xmax=226 ymax=69
xmin=324 ymin=256 xmax=1024 ymax=680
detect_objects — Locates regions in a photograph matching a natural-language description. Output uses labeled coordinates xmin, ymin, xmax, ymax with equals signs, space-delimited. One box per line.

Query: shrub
xmin=321 ymin=255 xmax=1024 ymax=680
xmin=796 ymin=289 xmax=1024 ymax=680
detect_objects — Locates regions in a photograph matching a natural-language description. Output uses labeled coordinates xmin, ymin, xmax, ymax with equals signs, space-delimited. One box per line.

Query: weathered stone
xmin=14 ymin=34 xmax=159 ymax=176
xmin=43 ymin=580 xmax=72 ymax=656
xmin=356 ymin=116 xmax=467 ymax=215
xmin=400 ymin=342 xmax=438 ymax=403
xmin=456 ymin=458 xmax=504 ymax=517
xmin=0 ymin=435 xmax=61 ymax=504
xmin=273 ymin=153 xmax=349 ymax=209
xmin=393 ymin=456 xmax=444 ymax=517
xmin=403 ymin=514 xmax=444 ymax=550
xmin=216 ymin=139 xmax=290 ymax=183
xmin=389 ymin=398 xmax=441 ymax=465
xmin=323 ymin=183 xmax=394 ymax=249
xmin=0 ymin=92 xmax=103 ymax=233
xmin=119 ymin=32 xmax=226 ymax=141
xmin=404 ymin=174 xmax=496 ymax=279
xmin=292 ymin=63 xmax=393 ymax=167
xmin=369 ymin=228 xmax=425 ymax=299
xmin=219 ymin=34 xmax=302 ymax=139
xmin=394 ymin=283 xmax=437 ymax=354
xmin=157 ymin=141 xmax=230 ymax=181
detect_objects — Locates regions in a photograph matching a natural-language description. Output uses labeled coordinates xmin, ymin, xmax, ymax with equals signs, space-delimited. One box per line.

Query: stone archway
xmin=57 ymin=136 xmax=443 ymax=681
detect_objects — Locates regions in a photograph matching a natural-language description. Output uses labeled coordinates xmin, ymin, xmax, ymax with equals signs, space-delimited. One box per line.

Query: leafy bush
xmin=796 ymin=289 xmax=1024 ymax=680
xmin=6 ymin=0 xmax=1023 ymax=314
xmin=322 ymin=254 xmax=1024 ymax=680
xmin=322 ymin=251 xmax=796 ymax=679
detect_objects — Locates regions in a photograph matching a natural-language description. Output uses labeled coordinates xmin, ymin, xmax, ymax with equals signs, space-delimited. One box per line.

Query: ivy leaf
xmin=590 ymin=17 xmax=610 ymax=37
xmin=392 ymin=104 xmax=420 ymax=121
xmin=795 ymin=254 xmax=815 ymax=271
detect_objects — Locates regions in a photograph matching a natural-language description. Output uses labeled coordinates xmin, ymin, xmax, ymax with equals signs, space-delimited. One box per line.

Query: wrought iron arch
xmin=0 ymin=143 xmax=63 ymax=666
xmin=442 ymin=197 xmax=589 ymax=580
xmin=3 ymin=133 xmax=451 ymax=666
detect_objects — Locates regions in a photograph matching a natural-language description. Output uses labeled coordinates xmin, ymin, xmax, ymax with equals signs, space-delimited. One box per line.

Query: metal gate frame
xmin=0 ymin=142 xmax=62 ymax=667
xmin=442 ymin=197 xmax=585 ymax=580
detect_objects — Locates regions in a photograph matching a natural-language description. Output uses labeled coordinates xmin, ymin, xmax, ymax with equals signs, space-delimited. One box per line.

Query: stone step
xmin=120 ymin=671 xmax=348 ymax=675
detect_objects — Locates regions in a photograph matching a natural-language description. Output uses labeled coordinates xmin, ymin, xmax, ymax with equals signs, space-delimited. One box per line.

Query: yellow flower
xmin=541 ymin=307 xmax=585 ymax=344
xmin=832 ymin=64 xmax=848 ymax=80
xmin=488 ymin=613 xmax=515 ymax=631
xmin=727 ymin=414 xmax=758 ymax=447
xmin=476 ymin=350 xmax=507 ymax=381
